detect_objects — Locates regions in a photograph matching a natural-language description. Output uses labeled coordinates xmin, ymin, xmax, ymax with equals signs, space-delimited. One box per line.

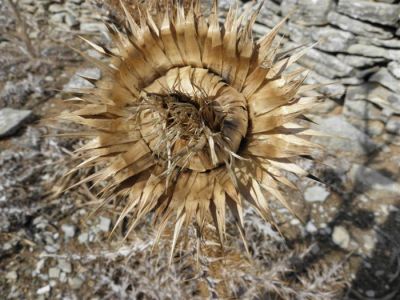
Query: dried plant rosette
xmin=57 ymin=0 xmax=323 ymax=259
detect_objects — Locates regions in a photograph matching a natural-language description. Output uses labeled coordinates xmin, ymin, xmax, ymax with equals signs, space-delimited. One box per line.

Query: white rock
xmin=61 ymin=224 xmax=76 ymax=238
xmin=281 ymin=0 xmax=333 ymax=25
xmin=63 ymin=68 xmax=101 ymax=90
xmin=44 ymin=245 xmax=58 ymax=253
xmin=332 ymin=226 xmax=350 ymax=249
xmin=337 ymin=0 xmax=400 ymax=26
xmin=348 ymin=164 xmax=400 ymax=194
xmin=65 ymin=13 xmax=79 ymax=27
xmin=80 ymin=22 xmax=107 ymax=33
xmin=304 ymin=185 xmax=330 ymax=203
xmin=78 ymin=232 xmax=89 ymax=244
xmin=328 ymin=11 xmax=393 ymax=39
xmin=35 ymin=259 xmax=45 ymax=274
xmin=0 ymin=108 xmax=32 ymax=138
xmin=6 ymin=271 xmax=18 ymax=281
xmin=363 ymin=233 xmax=377 ymax=253
xmin=369 ymin=68 xmax=400 ymax=94
xmin=306 ymin=221 xmax=318 ymax=233
xmin=37 ymin=285 xmax=51 ymax=295
xmin=88 ymin=232 xmax=96 ymax=242
xmin=49 ymin=280 xmax=57 ymax=287
xmin=388 ymin=61 xmax=400 ymax=79
xmin=366 ymin=290 xmax=375 ymax=298
xmin=98 ymin=217 xmax=111 ymax=232
xmin=386 ymin=116 xmax=400 ymax=134
xmin=48 ymin=267 xmax=60 ymax=279
xmin=48 ymin=4 xmax=65 ymax=13
xmin=311 ymin=116 xmax=376 ymax=156
xmin=50 ymin=12 xmax=65 ymax=23
xmin=68 ymin=277 xmax=84 ymax=290
xmin=290 ymin=218 xmax=301 ymax=225
xmin=58 ymin=259 xmax=72 ymax=273
xmin=60 ymin=272 xmax=67 ymax=283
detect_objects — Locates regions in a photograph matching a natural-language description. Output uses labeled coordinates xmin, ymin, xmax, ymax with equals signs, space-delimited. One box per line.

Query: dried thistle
xmin=57 ymin=0 xmax=323 ymax=259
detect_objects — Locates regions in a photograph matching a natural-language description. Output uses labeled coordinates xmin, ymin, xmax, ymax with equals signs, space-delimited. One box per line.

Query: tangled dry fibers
xmin=57 ymin=0 xmax=324 ymax=260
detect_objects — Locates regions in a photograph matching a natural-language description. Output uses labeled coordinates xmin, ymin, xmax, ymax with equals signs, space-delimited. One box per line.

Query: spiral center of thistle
xmin=138 ymin=67 xmax=248 ymax=172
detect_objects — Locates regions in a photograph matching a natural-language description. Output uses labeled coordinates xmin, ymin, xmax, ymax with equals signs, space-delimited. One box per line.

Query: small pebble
xmin=366 ymin=290 xmax=375 ymax=298
xmin=6 ymin=271 xmax=18 ymax=281
xmin=61 ymin=224 xmax=76 ymax=238
xmin=68 ymin=277 xmax=84 ymax=290
xmin=78 ymin=232 xmax=89 ymax=244
xmin=45 ymin=245 xmax=58 ymax=253
xmin=58 ymin=259 xmax=72 ymax=273
xmin=306 ymin=221 xmax=318 ymax=233
xmin=49 ymin=267 xmax=60 ymax=279
xmin=304 ymin=185 xmax=330 ymax=203
xmin=37 ymin=285 xmax=51 ymax=295
xmin=332 ymin=226 xmax=350 ymax=249
xmin=98 ymin=217 xmax=111 ymax=232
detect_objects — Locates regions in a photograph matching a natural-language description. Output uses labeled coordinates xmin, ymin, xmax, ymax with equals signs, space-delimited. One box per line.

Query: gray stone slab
xmin=327 ymin=11 xmax=393 ymax=39
xmin=347 ymin=44 xmax=400 ymax=61
xmin=298 ymin=48 xmax=354 ymax=78
xmin=281 ymin=0 xmax=334 ymax=25
xmin=311 ymin=115 xmax=376 ymax=156
xmin=337 ymin=0 xmax=400 ymax=26
xmin=369 ymin=68 xmax=400 ymax=94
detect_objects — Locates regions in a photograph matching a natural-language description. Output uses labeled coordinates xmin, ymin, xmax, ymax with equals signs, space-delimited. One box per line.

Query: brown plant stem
xmin=5 ymin=0 xmax=38 ymax=58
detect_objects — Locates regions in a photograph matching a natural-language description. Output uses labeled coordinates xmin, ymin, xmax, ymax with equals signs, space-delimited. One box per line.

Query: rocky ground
xmin=1 ymin=0 xmax=400 ymax=299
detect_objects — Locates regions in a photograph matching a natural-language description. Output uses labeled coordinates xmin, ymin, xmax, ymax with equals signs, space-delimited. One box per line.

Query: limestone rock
xmin=311 ymin=26 xmax=355 ymax=52
xmin=79 ymin=22 xmax=107 ymax=33
xmin=349 ymin=118 xmax=385 ymax=137
xmin=348 ymin=164 xmax=400 ymax=194
xmin=311 ymin=116 xmax=376 ymax=156
xmin=58 ymin=259 xmax=72 ymax=274
xmin=344 ymin=99 xmax=383 ymax=121
xmin=304 ymin=185 xmax=330 ymax=203
xmin=369 ymin=68 xmax=400 ymax=94
xmin=97 ymin=217 xmax=111 ymax=232
xmin=36 ymin=285 xmax=51 ymax=295
xmin=347 ymin=44 xmax=400 ymax=61
xmin=298 ymin=48 xmax=353 ymax=78
xmin=257 ymin=1 xmax=282 ymax=29
xmin=367 ymin=85 xmax=400 ymax=112
xmin=337 ymin=55 xmax=386 ymax=68
xmin=327 ymin=11 xmax=393 ymax=39
xmin=386 ymin=116 xmax=400 ymax=134
xmin=48 ymin=4 xmax=65 ymax=13
xmin=63 ymin=68 xmax=101 ymax=90
xmin=6 ymin=271 xmax=17 ymax=281
xmin=305 ymin=72 xmax=346 ymax=99
xmin=48 ymin=268 xmax=60 ymax=279
xmin=61 ymin=224 xmax=76 ymax=239
xmin=281 ymin=0 xmax=333 ymax=25
xmin=337 ymin=0 xmax=400 ymax=27
xmin=388 ymin=61 xmax=400 ymax=79
xmin=68 ymin=277 xmax=84 ymax=290
xmin=0 ymin=108 xmax=32 ymax=138
xmin=287 ymin=23 xmax=312 ymax=44
xmin=332 ymin=226 xmax=350 ymax=249
xmin=367 ymin=38 xmax=400 ymax=49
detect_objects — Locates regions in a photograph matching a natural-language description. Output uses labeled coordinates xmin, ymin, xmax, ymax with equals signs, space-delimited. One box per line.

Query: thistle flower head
xmin=58 ymin=0 xmax=322 ymax=258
